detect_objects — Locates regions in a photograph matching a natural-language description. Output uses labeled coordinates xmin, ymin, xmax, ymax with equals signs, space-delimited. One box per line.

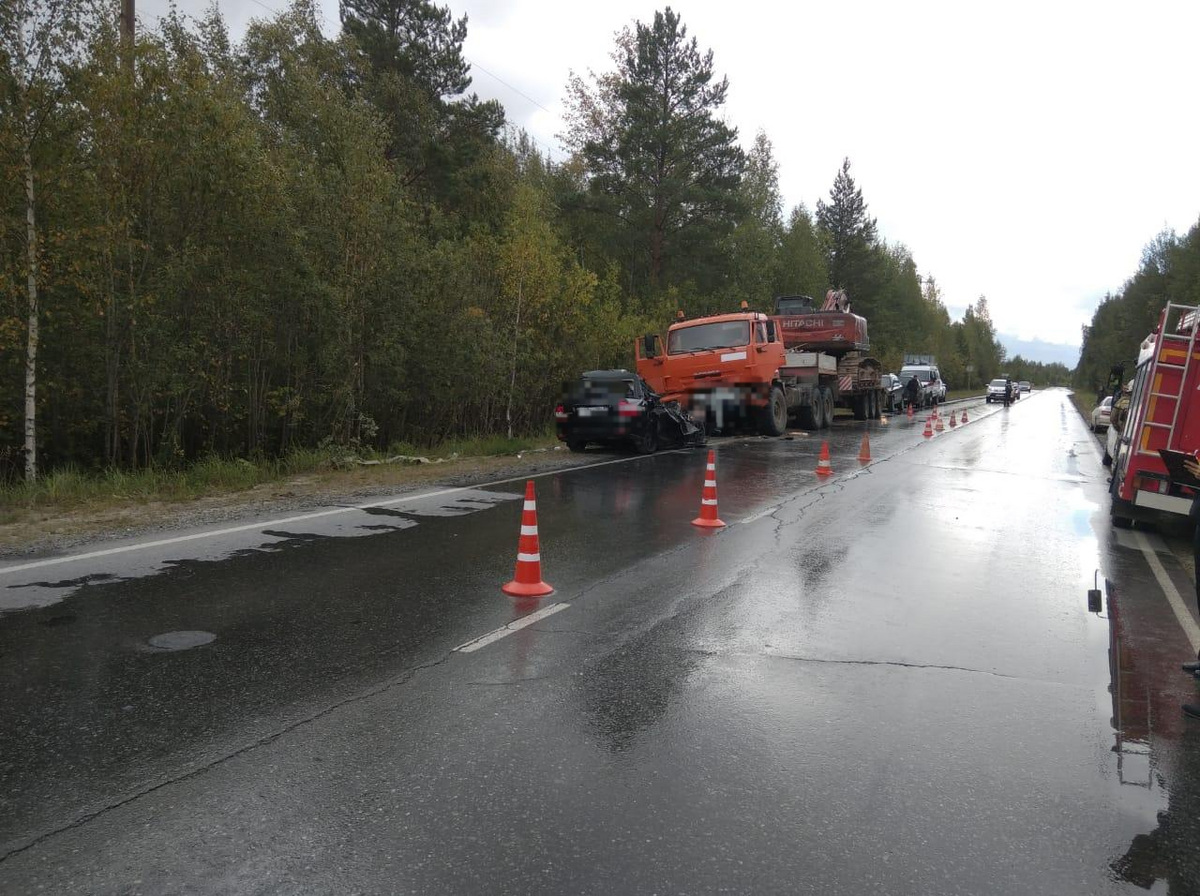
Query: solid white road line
xmin=740 ymin=506 xmax=779 ymax=525
xmin=454 ymin=603 xmax=570 ymax=654
xmin=1134 ymin=530 xmax=1200 ymax=654
xmin=0 ymin=453 xmax=665 ymax=576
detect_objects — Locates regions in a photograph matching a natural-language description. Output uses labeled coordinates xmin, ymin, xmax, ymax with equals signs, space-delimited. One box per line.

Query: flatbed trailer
xmin=635 ymin=297 xmax=886 ymax=435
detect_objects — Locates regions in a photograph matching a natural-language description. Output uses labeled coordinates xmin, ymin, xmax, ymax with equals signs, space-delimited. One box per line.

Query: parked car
xmin=880 ymin=373 xmax=904 ymax=412
xmin=1103 ymin=384 xmax=1133 ymax=465
xmin=899 ymin=362 xmax=944 ymax=407
xmin=1019 ymin=381 xmax=1031 ymax=393
xmin=1091 ymin=395 xmax=1113 ymax=432
xmin=555 ymin=369 xmax=704 ymax=454
xmin=986 ymin=378 xmax=1008 ymax=403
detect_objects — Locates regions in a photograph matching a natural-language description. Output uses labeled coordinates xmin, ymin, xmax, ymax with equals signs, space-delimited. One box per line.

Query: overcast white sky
xmin=141 ymin=0 xmax=1200 ymax=361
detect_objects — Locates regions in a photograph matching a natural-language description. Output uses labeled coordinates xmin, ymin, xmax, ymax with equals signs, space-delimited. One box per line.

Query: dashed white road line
xmin=0 ymin=453 xmax=664 ymax=576
xmin=454 ymin=603 xmax=570 ymax=653
xmin=1134 ymin=530 xmax=1200 ymax=654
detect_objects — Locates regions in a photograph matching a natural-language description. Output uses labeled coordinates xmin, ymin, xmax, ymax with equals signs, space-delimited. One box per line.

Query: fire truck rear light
xmin=1133 ymin=475 xmax=1169 ymax=495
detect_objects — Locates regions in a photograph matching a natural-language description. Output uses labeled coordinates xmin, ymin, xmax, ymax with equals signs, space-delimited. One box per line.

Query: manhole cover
xmin=148 ymin=630 xmax=216 ymax=651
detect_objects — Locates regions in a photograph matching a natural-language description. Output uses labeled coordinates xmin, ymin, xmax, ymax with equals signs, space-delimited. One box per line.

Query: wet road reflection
xmin=3 ymin=392 xmax=1199 ymax=893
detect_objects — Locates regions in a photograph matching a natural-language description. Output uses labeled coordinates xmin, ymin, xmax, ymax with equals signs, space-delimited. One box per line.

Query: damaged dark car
xmin=555 ymin=370 xmax=706 ymax=454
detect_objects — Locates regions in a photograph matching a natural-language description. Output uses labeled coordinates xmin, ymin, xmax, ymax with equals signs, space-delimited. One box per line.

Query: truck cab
xmin=636 ymin=311 xmax=786 ymax=434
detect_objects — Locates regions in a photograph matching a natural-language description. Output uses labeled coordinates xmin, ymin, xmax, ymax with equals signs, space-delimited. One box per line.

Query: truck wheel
xmin=821 ymin=387 xmax=835 ymax=428
xmin=799 ymin=403 xmax=818 ymax=430
xmin=760 ymin=386 xmax=788 ymax=437
xmin=805 ymin=394 xmax=825 ymax=430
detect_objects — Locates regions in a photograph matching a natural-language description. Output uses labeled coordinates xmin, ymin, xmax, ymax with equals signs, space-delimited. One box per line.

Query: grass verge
xmin=0 ymin=432 xmax=559 ymax=523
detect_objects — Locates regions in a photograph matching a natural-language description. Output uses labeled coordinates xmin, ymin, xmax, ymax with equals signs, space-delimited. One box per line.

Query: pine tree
xmin=816 ymin=158 xmax=877 ymax=294
xmin=338 ymin=0 xmax=502 ymax=213
xmin=563 ymin=7 xmax=744 ymax=299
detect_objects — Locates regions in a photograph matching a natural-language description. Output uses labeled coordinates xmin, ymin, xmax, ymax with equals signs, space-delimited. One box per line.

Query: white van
xmin=899 ymin=363 xmax=945 ymax=407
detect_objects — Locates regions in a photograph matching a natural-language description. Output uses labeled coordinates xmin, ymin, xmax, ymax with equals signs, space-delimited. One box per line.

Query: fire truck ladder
xmin=1139 ymin=301 xmax=1200 ymax=454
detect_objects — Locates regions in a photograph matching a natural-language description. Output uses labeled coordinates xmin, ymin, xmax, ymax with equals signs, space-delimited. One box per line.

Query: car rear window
xmin=573 ymin=378 xmax=638 ymax=401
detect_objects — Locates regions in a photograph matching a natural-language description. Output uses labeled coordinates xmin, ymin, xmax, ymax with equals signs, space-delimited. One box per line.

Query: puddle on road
xmin=147 ymin=630 xmax=216 ymax=651
xmin=1 ymin=487 xmax=522 ymax=614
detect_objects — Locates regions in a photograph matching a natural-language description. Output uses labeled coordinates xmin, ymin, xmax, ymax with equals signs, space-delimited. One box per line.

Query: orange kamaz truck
xmin=635 ymin=291 xmax=886 ymax=435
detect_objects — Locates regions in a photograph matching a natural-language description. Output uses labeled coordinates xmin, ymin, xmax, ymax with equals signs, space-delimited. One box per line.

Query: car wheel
xmin=567 ymin=439 xmax=587 ymax=453
xmin=636 ymin=422 xmax=659 ymax=455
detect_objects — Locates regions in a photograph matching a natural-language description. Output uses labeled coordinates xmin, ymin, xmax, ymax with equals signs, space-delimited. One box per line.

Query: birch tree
xmin=0 ymin=0 xmax=98 ymax=480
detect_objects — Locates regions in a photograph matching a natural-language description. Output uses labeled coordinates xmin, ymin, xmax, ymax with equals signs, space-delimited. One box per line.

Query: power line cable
xmin=466 ymin=57 xmax=558 ymax=120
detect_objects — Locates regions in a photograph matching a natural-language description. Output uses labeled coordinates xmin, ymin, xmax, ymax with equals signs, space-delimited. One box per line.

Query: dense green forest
xmin=1076 ymin=222 xmax=1200 ymax=401
xmin=3 ymin=1 xmax=1069 ymax=482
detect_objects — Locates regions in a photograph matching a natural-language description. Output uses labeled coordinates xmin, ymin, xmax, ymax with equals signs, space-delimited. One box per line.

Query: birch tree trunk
xmin=23 ymin=144 xmax=38 ymax=482
xmin=506 ymin=278 xmax=522 ymax=441
xmin=14 ymin=0 xmax=39 ymax=482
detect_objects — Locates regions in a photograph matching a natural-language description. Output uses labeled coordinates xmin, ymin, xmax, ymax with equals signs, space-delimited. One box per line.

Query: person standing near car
xmin=1003 ymin=378 xmax=1013 ymax=407
xmin=903 ymin=375 xmax=921 ymax=410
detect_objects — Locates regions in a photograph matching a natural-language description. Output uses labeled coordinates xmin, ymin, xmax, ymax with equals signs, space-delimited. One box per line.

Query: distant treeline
xmin=1076 ymin=221 xmax=1200 ymax=398
xmin=2 ymin=1 xmax=1064 ymax=480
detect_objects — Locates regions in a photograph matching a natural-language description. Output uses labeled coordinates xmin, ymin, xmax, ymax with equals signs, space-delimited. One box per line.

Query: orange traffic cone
xmin=961 ymin=410 xmax=969 ymax=424
xmin=692 ymin=450 xmax=726 ymax=528
xmin=948 ymin=411 xmax=957 ymax=428
xmin=858 ymin=433 xmax=872 ymax=463
xmin=816 ymin=441 xmax=834 ymax=476
xmin=502 ymin=480 xmax=554 ymax=597
xmin=935 ymin=414 xmax=944 ymax=432
xmin=922 ymin=417 xmax=933 ymax=438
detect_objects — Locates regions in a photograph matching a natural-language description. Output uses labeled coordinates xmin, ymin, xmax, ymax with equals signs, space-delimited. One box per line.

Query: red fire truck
xmin=1108 ymin=301 xmax=1200 ymax=527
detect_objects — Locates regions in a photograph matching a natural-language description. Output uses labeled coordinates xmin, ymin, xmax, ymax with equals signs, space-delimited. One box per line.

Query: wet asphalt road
xmin=3 ymin=390 xmax=1200 ymax=895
